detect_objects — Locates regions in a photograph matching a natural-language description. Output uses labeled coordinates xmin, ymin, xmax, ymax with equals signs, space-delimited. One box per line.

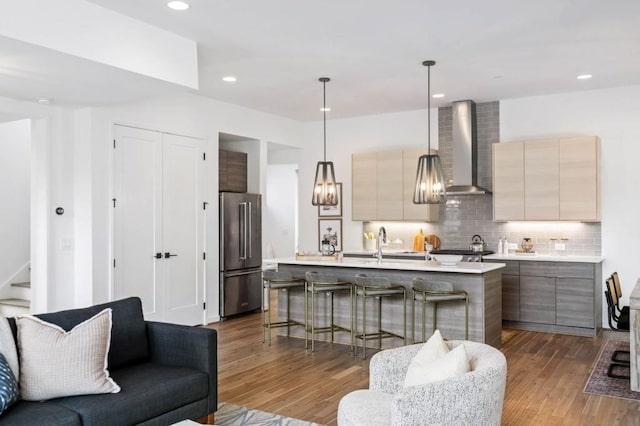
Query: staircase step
xmin=11 ymin=282 xmax=31 ymax=289
xmin=0 ymin=298 xmax=30 ymax=308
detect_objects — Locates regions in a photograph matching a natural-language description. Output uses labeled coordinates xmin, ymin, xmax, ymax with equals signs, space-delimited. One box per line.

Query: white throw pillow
xmin=404 ymin=330 xmax=470 ymax=387
xmin=16 ymin=308 xmax=121 ymax=401
xmin=0 ymin=315 xmax=19 ymax=380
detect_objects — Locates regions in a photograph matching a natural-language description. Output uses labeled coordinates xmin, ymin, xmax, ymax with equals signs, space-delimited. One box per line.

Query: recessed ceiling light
xmin=320 ymin=107 xmax=331 ymax=112
xmin=222 ymin=76 xmax=237 ymax=82
xmin=167 ymin=1 xmax=189 ymax=11
xmin=37 ymin=98 xmax=51 ymax=105
xmin=577 ymin=74 xmax=592 ymax=80
xmin=432 ymin=93 xmax=445 ymax=98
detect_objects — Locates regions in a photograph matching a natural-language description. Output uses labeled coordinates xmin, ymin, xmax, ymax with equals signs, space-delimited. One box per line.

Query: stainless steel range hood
xmin=445 ymin=100 xmax=491 ymax=195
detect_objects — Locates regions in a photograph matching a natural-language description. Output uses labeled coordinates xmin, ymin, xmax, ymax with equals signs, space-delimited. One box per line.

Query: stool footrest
xmin=355 ymin=330 xmax=403 ymax=342
xmin=263 ymin=319 xmax=304 ymax=329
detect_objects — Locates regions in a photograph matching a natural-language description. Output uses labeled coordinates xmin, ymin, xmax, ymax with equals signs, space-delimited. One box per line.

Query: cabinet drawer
xmin=501 ymin=260 xmax=520 ymax=275
xmin=520 ymin=261 xmax=594 ymax=279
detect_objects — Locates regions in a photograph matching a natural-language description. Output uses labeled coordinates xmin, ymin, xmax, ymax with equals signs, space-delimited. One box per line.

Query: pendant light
xmin=311 ymin=77 xmax=339 ymax=206
xmin=413 ymin=60 xmax=446 ymax=204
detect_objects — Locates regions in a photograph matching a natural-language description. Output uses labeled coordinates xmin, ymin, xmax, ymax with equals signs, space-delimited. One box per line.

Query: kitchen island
xmin=275 ymin=257 xmax=505 ymax=349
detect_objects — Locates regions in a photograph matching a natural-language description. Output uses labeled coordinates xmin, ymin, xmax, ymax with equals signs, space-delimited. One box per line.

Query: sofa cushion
xmin=35 ymin=297 xmax=149 ymax=369
xmin=17 ymin=309 xmax=121 ymax=401
xmin=52 ymin=363 xmax=209 ymax=425
xmin=0 ymin=352 xmax=20 ymax=415
xmin=0 ymin=401 xmax=81 ymax=426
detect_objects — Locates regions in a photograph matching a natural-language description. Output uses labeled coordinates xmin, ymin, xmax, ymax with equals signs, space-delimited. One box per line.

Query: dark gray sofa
xmin=1 ymin=297 xmax=217 ymax=425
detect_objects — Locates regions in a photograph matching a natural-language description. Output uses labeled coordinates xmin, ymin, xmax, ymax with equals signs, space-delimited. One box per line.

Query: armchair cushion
xmin=337 ymin=390 xmax=391 ymax=426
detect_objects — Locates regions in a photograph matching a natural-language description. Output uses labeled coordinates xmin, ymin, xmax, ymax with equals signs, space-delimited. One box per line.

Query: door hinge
xmin=203 ymin=302 xmax=206 ymax=310
xmin=203 ymin=152 xmax=206 ymax=160
xmin=203 ymin=252 xmax=206 ymax=260
xmin=112 ymin=198 xmax=116 ymax=208
xmin=113 ymin=139 xmax=116 ymax=149
xmin=113 ymin=259 xmax=116 ymax=268
xmin=203 ymin=201 xmax=208 ymax=210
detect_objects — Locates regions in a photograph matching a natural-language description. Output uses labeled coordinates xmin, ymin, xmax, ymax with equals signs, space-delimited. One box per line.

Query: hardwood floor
xmin=207 ymin=310 xmax=640 ymax=425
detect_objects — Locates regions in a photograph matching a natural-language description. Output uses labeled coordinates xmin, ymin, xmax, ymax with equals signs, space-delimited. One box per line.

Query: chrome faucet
xmin=376 ymin=226 xmax=387 ymax=263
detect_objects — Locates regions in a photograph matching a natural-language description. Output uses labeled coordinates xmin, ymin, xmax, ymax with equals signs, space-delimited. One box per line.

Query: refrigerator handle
xmin=239 ymin=202 xmax=246 ymax=260
xmin=247 ymin=202 xmax=252 ymax=260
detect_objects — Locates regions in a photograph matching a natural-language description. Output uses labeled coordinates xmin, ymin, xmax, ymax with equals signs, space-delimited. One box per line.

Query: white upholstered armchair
xmin=338 ymin=340 xmax=507 ymax=426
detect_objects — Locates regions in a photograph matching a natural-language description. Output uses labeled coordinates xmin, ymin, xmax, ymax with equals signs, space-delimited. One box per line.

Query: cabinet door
xmin=493 ymin=142 xmax=524 ymax=221
xmin=556 ymin=277 xmax=594 ymax=327
xmin=352 ymin=152 xmax=378 ymax=220
xmin=377 ymin=150 xmax=403 ymax=220
xmin=226 ymin=150 xmax=247 ymax=193
xmin=403 ymin=148 xmax=439 ymax=221
xmin=525 ymin=139 xmax=559 ymax=220
xmin=559 ymin=136 xmax=599 ymax=221
xmin=219 ymin=149 xmax=228 ymax=191
xmin=520 ymin=276 xmax=555 ymax=324
xmin=502 ymin=274 xmax=520 ymax=321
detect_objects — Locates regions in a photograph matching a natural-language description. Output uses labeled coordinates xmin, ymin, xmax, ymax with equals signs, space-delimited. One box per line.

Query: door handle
xmin=155 ymin=253 xmax=162 ymax=259
xmin=164 ymin=252 xmax=178 ymax=258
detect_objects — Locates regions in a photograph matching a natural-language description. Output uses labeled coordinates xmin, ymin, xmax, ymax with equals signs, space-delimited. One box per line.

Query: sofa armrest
xmin=369 ymin=343 xmax=422 ymax=394
xmin=146 ymin=321 xmax=217 ymax=415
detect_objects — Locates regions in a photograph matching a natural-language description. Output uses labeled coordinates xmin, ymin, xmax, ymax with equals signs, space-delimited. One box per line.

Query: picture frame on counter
xmin=318 ymin=218 xmax=342 ymax=252
xmin=318 ymin=182 xmax=342 ymax=217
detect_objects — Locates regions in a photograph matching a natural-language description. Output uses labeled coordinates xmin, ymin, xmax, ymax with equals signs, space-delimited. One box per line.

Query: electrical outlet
xmin=509 ymin=243 xmax=518 ymax=250
xmin=555 ymin=243 xmax=566 ymax=250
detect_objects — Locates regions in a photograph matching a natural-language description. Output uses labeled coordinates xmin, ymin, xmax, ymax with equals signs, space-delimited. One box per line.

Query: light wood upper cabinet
xmin=377 ymin=150 xmax=404 ymax=220
xmin=352 ymin=152 xmax=378 ymax=221
xmin=352 ymin=148 xmax=439 ymax=221
xmin=493 ymin=141 xmax=524 ymax=221
xmin=559 ymin=136 xmax=600 ymax=221
xmin=525 ymin=139 xmax=559 ymax=220
xmin=403 ymin=148 xmax=439 ymax=221
xmin=492 ymin=136 xmax=600 ymax=221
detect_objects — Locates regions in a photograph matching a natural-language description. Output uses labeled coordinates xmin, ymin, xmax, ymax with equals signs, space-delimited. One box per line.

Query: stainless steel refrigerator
xmin=219 ymin=192 xmax=262 ymax=318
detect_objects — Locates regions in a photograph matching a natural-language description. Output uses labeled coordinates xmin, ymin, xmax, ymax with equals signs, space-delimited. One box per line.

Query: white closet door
xmin=113 ymin=125 xmax=163 ymax=320
xmin=161 ymin=133 xmax=204 ymax=325
xmin=113 ymin=126 xmax=204 ymax=325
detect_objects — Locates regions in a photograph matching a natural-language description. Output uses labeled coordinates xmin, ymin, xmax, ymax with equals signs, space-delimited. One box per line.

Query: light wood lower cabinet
xmin=352 ymin=152 xmax=378 ymax=220
xmin=501 ymin=260 xmax=602 ymax=336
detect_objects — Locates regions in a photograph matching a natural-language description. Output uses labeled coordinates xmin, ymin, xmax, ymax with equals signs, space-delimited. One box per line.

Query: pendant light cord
xmin=427 ymin=63 xmax=431 ymax=154
xmin=323 ymin=79 xmax=327 ymax=162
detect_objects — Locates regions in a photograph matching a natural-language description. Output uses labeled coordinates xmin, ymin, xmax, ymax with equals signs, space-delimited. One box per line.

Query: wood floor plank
xmin=207 ymin=306 xmax=640 ymax=425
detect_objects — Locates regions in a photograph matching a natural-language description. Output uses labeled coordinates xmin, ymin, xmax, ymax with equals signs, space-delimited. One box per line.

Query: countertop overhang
xmin=275 ymin=257 xmax=505 ymax=274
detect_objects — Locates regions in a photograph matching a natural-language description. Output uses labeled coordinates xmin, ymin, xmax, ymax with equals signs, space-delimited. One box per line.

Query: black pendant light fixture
xmin=311 ymin=77 xmax=339 ymax=206
xmin=413 ymin=60 xmax=446 ymax=204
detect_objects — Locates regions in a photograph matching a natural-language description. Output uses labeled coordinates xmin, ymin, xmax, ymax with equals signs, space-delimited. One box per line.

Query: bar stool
xmin=304 ymin=271 xmax=354 ymax=352
xmin=262 ymin=270 xmax=305 ymax=346
xmin=353 ymin=273 xmax=406 ymax=359
xmin=411 ymin=277 xmax=469 ymax=343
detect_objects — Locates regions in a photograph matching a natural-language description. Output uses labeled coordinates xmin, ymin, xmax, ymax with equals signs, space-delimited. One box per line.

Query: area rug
xmin=216 ymin=402 xmax=324 ymax=426
xmin=584 ymin=340 xmax=640 ymax=401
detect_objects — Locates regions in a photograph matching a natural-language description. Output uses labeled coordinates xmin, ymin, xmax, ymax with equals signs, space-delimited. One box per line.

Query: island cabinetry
xmin=502 ymin=259 xmax=602 ymax=336
xmin=492 ymin=136 xmax=600 ymax=222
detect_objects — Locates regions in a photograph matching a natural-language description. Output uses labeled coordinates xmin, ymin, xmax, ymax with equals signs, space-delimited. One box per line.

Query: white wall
xmin=0 ymin=120 xmax=31 ymax=287
xmin=265 ymin=164 xmax=298 ymax=258
xmin=501 ymin=85 xmax=640 ymax=325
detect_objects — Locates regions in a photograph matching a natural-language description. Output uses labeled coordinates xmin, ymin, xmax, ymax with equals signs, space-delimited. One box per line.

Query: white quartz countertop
xmin=275 ymin=257 xmax=505 ymax=274
xmin=483 ymin=253 xmax=604 ymax=263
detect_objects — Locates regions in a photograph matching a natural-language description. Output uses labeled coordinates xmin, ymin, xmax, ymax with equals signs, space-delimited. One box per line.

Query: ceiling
xmin=4 ymin=0 xmax=640 ymax=121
